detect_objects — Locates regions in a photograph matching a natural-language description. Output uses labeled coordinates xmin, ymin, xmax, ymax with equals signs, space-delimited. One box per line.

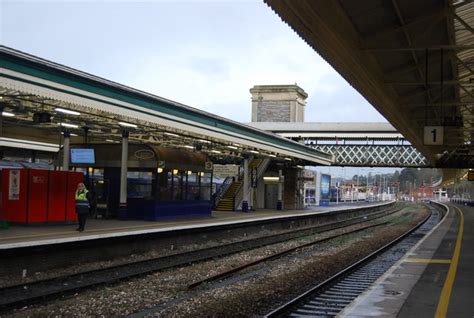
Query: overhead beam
xmin=362 ymin=45 xmax=474 ymax=51
xmin=386 ymin=80 xmax=474 ymax=85
xmin=453 ymin=13 xmax=474 ymax=35
xmin=365 ymin=0 xmax=473 ymax=42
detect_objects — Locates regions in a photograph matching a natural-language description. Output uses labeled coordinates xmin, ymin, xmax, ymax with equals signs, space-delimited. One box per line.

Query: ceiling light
xmin=118 ymin=122 xmax=137 ymax=128
xmin=184 ymin=145 xmax=194 ymax=149
xmin=284 ymin=157 xmax=292 ymax=161
xmin=164 ymin=132 xmax=179 ymax=137
xmin=227 ymin=145 xmax=238 ymax=149
xmin=263 ymin=176 xmax=280 ymax=182
xmin=268 ymin=154 xmax=276 ymax=158
xmin=106 ymin=139 xmax=116 ymax=143
xmin=61 ymin=132 xmax=78 ymax=136
xmin=296 ymin=165 xmax=303 ymax=168
xmin=250 ymin=150 xmax=259 ymax=154
xmin=55 ymin=108 xmax=80 ymax=116
xmin=211 ymin=150 xmax=221 ymax=154
xmin=198 ymin=139 xmax=211 ymax=143
xmin=1 ymin=111 xmax=15 ymax=117
xmin=59 ymin=122 xmax=79 ymax=128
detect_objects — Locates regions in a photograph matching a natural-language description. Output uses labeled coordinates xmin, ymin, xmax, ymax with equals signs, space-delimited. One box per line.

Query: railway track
xmin=264 ymin=203 xmax=443 ymax=317
xmin=0 ymin=203 xmax=403 ymax=314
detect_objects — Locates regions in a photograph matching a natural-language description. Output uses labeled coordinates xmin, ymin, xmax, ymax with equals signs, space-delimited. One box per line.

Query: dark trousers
xmin=78 ymin=213 xmax=87 ymax=230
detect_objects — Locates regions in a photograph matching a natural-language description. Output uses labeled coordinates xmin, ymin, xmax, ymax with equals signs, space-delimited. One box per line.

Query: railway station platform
xmin=0 ymin=201 xmax=380 ymax=250
xmin=342 ymin=203 xmax=473 ymax=318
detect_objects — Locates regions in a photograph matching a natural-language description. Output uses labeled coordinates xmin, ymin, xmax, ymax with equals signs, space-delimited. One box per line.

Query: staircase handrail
xmin=213 ymin=176 xmax=233 ymax=208
xmin=232 ymin=158 xmax=271 ymax=210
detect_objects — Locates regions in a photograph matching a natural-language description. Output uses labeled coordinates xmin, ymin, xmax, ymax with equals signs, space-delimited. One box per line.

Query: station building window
xmin=156 ymin=169 xmax=210 ymax=201
xmin=200 ymin=172 xmax=212 ymax=200
xmin=66 ymin=144 xmax=213 ymax=219
xmin=186 ymin=172 xmax=199 ymax=200
xmin=172 ymin=170 xmax=183 ymax=201
xmin=127 ymin=171 xmax=153 ymax=198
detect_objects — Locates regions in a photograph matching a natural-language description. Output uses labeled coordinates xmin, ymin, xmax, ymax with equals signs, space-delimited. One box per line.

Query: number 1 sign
xmin=424 ymin=126 xmax=444 ymax=145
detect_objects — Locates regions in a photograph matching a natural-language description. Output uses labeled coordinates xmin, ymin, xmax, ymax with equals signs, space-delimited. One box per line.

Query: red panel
xmin=47 ymin=171 xmax=68 ymax=222
xmin=27 ymin=170 xmax=49 ymax=223
xmin=2 ymin=169 xmax=28 ymax=223
xmin=0 ymin=170 xmax=5 ymax=220
xmin=66 ymin=172 xmax=84 ymax=221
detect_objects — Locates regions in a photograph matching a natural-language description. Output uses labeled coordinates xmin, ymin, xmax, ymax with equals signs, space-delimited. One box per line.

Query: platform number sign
xmin=424 ymin=126 xmax=444 ymax=145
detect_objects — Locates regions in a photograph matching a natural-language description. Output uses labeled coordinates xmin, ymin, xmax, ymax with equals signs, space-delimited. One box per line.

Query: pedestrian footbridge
xmin=248 ymin=122 xmax=431 ymax=167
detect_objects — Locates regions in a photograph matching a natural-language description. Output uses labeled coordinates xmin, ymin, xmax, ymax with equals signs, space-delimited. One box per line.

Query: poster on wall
xmin=213 ymin=164 xmax=238 ymax=178
xmin=319 ymin=174 xmax=331 ymax=206
xmin=8 ymin=170 xmax=20 ymax=200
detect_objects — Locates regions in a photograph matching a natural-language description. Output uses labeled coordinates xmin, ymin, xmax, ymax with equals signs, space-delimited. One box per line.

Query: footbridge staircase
xmin=214 ymin=158 xmax=270 ymax=211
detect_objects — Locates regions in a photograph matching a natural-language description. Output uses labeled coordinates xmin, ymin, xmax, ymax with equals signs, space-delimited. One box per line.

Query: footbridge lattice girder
xmin=312 ymin=144 xmax=430 ymax=167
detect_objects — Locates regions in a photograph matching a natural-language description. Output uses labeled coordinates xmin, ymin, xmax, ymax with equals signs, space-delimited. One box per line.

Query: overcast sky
xmin=1 ymin=0 xmax=388 ymax=124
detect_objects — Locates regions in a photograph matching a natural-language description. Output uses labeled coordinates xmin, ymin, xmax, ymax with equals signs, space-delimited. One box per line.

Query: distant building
xmin=250 ymin=84 xmax=307 ymax=122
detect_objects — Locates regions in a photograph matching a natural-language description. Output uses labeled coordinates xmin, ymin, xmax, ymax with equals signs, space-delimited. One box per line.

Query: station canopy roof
xmin=265 ymin=0 xmax=474 ymax=168
xmin=0 ymin=46 xmax=333 ymax=166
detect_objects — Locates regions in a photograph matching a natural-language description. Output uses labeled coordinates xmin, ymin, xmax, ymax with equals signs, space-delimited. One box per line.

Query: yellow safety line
xmin=435 ymin=205 xmax=464 ymax=318
xmin=405 ymin=258 xmax=451 ymax=264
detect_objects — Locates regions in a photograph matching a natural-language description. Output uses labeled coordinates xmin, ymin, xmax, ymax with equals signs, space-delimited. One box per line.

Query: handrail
xmin=233 ymin=158 xmax=271 ymax=211
xmin=213 ymin=176 xmax=233 ymax=208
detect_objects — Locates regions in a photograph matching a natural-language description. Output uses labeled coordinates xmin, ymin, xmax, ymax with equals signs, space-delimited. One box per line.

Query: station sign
xmin=424 ymin=126 xmax=444 ymax=145
xmin=213 ymin=164 xmax=238 ymax=178
xmin=205 ymin=161 xmax=213 ymax=171
xmin=251 ymin=167 xmax=258 ymax=188
xmin=8 ymin=170 xmax=20 ymax=200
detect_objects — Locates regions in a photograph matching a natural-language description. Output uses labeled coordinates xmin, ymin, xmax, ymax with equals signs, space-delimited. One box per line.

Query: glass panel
xmin=127 ymin=171 xmax=152 ymax=198
xmin=157 ymin=170 xmax=172 ymax=201
xmin=200 ymin=172 xmax=211 ymax=200
xmin=173 ymin=171 xmax=183 ymax=200
xmin=187 ymin=173 xmax=200 ymax=200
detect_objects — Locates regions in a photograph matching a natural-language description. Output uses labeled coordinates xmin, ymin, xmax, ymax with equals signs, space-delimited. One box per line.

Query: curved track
xmin=265 ymin=203 xmax=444 ymax=317
xmin=0 ymin=203 xmax=403 ymax=313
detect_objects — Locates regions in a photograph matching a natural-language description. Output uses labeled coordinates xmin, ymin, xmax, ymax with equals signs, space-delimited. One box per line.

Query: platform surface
xmin=0 ymin=201 xmax=382 ymax=249
xmin=341 ymin=203 xmax=473 ymax=318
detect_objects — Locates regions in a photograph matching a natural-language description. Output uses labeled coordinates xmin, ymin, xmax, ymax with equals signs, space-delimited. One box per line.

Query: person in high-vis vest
xmin=75 ymin=183 xmax=91 ymax=232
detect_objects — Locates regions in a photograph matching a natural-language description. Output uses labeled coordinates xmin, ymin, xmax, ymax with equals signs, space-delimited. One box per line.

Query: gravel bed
xmin=5 ymin=205 xmax=428 ymax=317
xmin=0 ymin=205 xmax=398 ymax=288
xmin=0 ymin=227 xmax=278 ymax=288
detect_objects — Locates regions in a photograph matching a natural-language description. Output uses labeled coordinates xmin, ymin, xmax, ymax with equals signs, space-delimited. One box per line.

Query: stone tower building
xmin=250 ymin=84 xmax=308 ymax=122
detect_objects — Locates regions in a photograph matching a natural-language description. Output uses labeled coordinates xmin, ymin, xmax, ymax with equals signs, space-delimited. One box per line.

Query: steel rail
xmin=265 ymin=204 xmax=442 ymax=317
xmin=187 ymin=221 xmax=389 ymax=289
xmin=0 ymin=204 xmax=403 ymax=313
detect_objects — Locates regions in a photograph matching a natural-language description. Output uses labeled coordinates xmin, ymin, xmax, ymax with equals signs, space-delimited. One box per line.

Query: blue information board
xmin=71 ymin=148 xmax=95 ymax=164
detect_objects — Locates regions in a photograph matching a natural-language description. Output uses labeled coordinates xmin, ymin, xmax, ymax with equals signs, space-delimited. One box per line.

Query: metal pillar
xmin=277 ymin=169 xmax=283 ymax=210
xmin=83 ymin=127 xmax=89 ymax=144
xmin=62 ymin=130 xmax=70 ymax=171
xmin=119 ymin=130 xmax=129 ymax=213
xmin=242 ymin=158 xmax=249 ymax=212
